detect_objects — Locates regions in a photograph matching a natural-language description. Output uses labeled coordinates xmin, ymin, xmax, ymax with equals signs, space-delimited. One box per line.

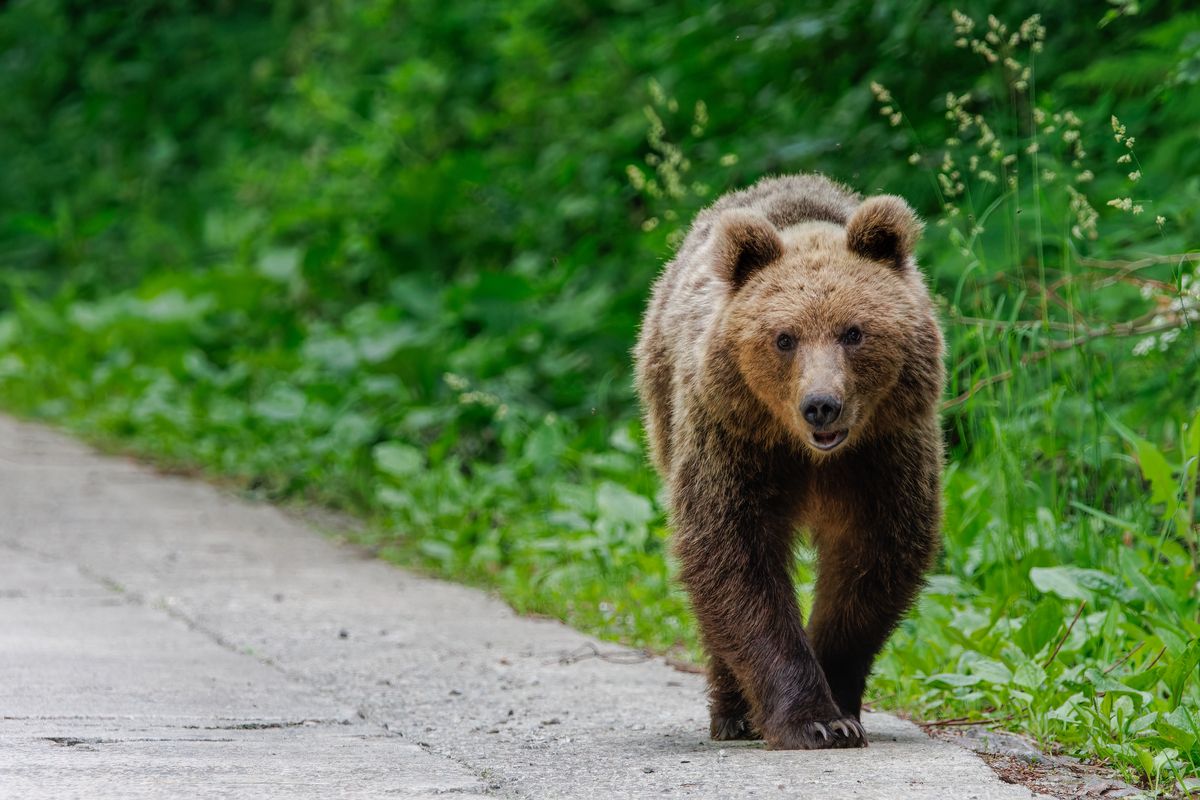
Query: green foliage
xmin=1 ymin=0 xmax=1198 ymax=791
xmin=876 ymin=410 xmax=1200 ymax=787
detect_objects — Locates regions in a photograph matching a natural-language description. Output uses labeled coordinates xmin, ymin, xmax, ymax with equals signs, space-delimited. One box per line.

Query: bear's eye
xmin=775 ymin=332 xmax=795 ymax=352
xmin=840 ymin=326 xmax=863 ymax=346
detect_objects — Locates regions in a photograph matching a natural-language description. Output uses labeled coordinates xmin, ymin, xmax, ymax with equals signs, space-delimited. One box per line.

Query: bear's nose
xmin=802 ymin=393 xmax=842 ymax=428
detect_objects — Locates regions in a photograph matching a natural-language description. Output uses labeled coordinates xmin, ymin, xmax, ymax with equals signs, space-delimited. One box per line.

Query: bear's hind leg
xmin=707 ymin=655 xmax=759 ymax=740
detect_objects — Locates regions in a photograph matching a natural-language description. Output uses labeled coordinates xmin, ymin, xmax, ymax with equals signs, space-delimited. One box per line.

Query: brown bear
xmin=635 ymin=173 xmax=944 ymax=750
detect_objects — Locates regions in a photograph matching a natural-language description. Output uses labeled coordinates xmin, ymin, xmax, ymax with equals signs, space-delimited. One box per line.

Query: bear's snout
xmin=801 ymin=393 xmax=843 ymax=428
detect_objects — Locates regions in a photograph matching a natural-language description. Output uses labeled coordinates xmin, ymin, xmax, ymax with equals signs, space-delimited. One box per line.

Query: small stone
xmin=642 ymin=767 xmax=655 ymax=773
xmin=337 ymin=628 xmax=349 ymax=639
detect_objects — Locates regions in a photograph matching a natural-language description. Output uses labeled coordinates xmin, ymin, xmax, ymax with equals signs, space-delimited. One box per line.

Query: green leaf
xmin=374 ymin=442 xmax=424 ymax=479
xmin=1156 ymin=706 xmax=1197 ymax=749
xmin=1162 ymin=639 xmax=1200 ymax=710
xmin=1017 ymin=597 xmax=1066 ymax=657
xmin=1133 ymin=745 xmax=1156 ymax=783
xmin=302 ymin=335 xmax=360 ymax=372
xmin=1085 ymin=668 xmax=1152 ymax=704
xmin=1030 ymin=566 xmax=1088 ymax=600
xmin=595 ymin=481 xmax=655 ymax=527
xmin=925 ymin=673 xmax=981 ymax=687
xmin=1110 ymin=416 xmax=1176 ymax=507
xmin=970 ymin=658 xmax=1013 ymax=685
xmin=1186 ymin=408 xmax=1200 ymax=462
xmin=1124 ymin=665 xmax=1164 ymax=692
xmin=924 ymin=574 xmax=973 ymax=596
xmin=1012 ymin=660 xmax=1047 ymax=690
xmin=418 ymin=539 xmax=455 ymax=565
xmin=258 ymin=247 xmax=303 ymax=282
xmin=523 ymin=422 xmax=567 ymax=473
xmin=376 ymin=486 xmax=411 ymax=510
xmin=1069 ymin=500 xmax=1135 ymax=531
xmin=1117 ymin=547 xmax=1168 ymax=608
xmin=1030 ymin=565 xmax=1120 ymax=600
xmin=252 ymin=383 xmax=307 ymax=422
xmin=139 ymin=290 xmax=215 ymax=323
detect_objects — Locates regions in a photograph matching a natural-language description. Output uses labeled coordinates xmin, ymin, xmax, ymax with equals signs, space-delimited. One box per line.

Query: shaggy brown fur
xmin=635 ymin=174 xmax=944 ymax=750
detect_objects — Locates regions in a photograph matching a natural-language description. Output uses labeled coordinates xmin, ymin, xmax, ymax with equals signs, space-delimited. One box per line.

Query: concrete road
xmin=0 ymin=416 xmax=1049 ymax=799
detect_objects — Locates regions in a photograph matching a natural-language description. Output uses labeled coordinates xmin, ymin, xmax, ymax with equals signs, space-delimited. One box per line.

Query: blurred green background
xmin=1 ymin=0 xmax=1198 ymax=790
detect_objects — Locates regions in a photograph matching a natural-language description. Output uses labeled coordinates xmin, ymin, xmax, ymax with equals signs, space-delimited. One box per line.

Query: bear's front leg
xmin=674 ymin=494 xmax=866 ymax=750
xmin=807 ymin=431 xmax=941 ymax=720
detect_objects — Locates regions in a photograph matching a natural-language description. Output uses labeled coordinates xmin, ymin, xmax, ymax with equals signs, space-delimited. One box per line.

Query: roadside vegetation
xmin=1 ymin=1 xmax=1197 ymax=791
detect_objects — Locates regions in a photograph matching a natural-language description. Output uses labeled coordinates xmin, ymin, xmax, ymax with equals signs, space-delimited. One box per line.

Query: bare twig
xmin=1103 ymin=641 xmax=1145 ymax=675
xmin=1039 ymin=281 xmax=1090 ymax=327
xmin=1043 ymin=601 xmax=1087 ymax=669
xmin=948 ymin=312 xmax=1078 ymax=333
xmin=1077 ymin=253 xmax=1200 ymax=272
xmin=1037 ymin=320 xmax=1186 ymax=353
xmin=942 ymin=319 xmax=1192 ymax=411
xmin=943 ymin=369 xmax=1016 ymax=410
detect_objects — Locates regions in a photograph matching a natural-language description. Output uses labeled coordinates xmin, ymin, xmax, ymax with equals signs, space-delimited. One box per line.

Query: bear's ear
xmin=712 ymin=210 xmax=784 ymax=289
xmin=846 ymin=195 xmax=923 ymax=269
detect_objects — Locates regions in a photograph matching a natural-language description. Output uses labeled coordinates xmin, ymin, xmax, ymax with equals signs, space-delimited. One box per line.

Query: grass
xmin=1 ymin=3 xmax=1198 ymax=795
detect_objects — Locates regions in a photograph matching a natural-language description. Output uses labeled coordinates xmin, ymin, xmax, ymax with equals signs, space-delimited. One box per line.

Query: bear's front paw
xmin=710 ymin=712 xmax=762 ymax=741
xmin=765 ymin=714 xmax=867 ymax=750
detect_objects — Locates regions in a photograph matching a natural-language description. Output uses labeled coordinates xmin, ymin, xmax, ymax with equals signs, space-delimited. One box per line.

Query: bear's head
xmin=711 ymin=196 xmax=942 ymax=456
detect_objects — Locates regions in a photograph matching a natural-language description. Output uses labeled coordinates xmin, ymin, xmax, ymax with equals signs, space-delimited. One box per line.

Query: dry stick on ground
xmin=920 ymin=713 xmax=1018 ymax=728
xmin=665 ymin=656 xmax=705 ymax=675
xmin=556 ymin=642 xmax=705 ymax=674
xmin=555 ymin=642 xmax=654 ymax=666
xmin=1043 ymin=601 xmax=1087 ymax=670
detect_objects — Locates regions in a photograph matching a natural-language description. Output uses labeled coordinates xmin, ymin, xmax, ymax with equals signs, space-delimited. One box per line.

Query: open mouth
xmin=810 ymin=429 xmax=849 ymax=451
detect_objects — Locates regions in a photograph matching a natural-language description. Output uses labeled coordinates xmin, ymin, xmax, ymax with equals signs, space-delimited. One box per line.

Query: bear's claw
xmin=766 ymin=716 xmax=868 ymax=750
xmin=830 ymin=718 xmax=866 ymax=741
xmin=710 ymin=713 xmax=762 ymax=741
